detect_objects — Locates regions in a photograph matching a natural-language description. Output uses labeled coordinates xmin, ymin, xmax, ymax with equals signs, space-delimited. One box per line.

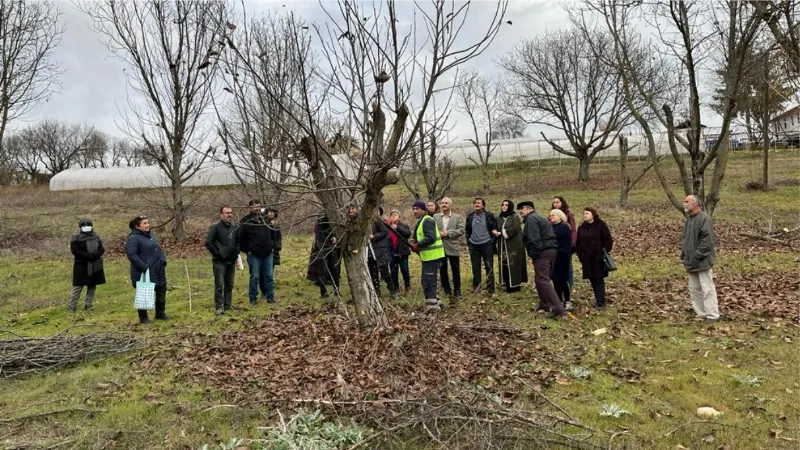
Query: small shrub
xmin=732 ymin=374 xmax=763 ymax=387
xmin=599 ymin=404 xmax=631 ymax=418
xmin=745 ymin=180 xmax=765 ymax=191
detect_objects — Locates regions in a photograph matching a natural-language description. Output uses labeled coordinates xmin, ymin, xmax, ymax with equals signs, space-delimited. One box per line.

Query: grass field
xmin=0 ymin=151 xmax=798 ymax=449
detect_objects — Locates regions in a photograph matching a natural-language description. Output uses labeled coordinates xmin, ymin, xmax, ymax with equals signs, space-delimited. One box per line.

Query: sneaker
xmin=84 ymin=305 xmax=93 ymax=311
xmin=547 ymin=310 xmax=566 ymax=319
xmin=704 ymin=317 xmax=719 ymax=323
xmin=139 ymin=317 xmax=151 ymax=324
xmin=424 ymin=305 xmax=441 ymax=314
xmin=266 ymin=298 xmax=276 ymax=304
xmin=215 ymin=308 xmax=224 ymax=316
xmin=564 ymin=301 xmax=573 ymax=310
xmin=225 ymin=305 xmax=240 ymax=311
xmin=532 ymin=304 xmax=549 ymax=313
xmin=594 ymin=304 xmax=605 ymax=311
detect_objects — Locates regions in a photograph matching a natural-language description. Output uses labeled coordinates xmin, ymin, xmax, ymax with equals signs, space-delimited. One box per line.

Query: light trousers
xmin=688 ymin=269 xmax=719 ymax=320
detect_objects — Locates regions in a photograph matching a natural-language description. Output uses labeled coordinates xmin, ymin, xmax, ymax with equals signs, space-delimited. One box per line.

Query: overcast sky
xmin=17 ymin=1 xmax=576 ymax=142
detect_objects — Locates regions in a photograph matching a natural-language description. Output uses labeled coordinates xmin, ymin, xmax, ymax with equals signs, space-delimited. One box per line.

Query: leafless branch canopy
xmin=500 ymin=27 xmax=633 ymax=181
xmin=0 ymin=0 xmax=64 ymax=152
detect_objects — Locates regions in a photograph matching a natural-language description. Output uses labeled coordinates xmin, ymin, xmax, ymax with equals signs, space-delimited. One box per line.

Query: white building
xmin=771 ymin=105 xmax=800 ymax=144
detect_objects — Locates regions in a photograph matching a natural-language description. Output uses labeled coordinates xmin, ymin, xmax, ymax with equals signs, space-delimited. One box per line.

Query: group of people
xmin=65 ymin=193 xmax=719 ymax=324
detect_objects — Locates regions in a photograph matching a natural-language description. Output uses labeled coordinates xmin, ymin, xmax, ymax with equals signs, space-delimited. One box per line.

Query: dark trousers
xmin=590 ymin=277 xmax=606 ymax=307
xmin=553 ymin=279 xmax=571 ymax=306
xmin=439 ymin=255 xmax=462 ymax=296
xmin=469 ymin=242 xmax=495 ymax=293
xmin=421 ymin=259 xmax=440 ymax=300
xmin=137 ymin=285 xmax=166 ymax=320
xmin=213 ymin=262 xmax=235 ymax=310
xmin=533 ymin=249 xmax=564 ymax=313
xmin=390 ymin=254 xmax=411 ymax=291
xmin=319 ymin=254 xmax=341 ymax=297
xmin=368 ymin=257 xmax=396 ymax=296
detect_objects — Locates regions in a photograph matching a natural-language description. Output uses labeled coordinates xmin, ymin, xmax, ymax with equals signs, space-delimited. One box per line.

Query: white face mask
xmin=80 ymin=226 xmax=93 ymax=233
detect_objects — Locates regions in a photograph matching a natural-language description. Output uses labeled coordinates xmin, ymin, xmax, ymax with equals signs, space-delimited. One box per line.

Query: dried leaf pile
xmin=0 ymin=331 xmax=140 ymax=378
xmin=161 ymin=307 xmax=551 ymax=403
xmin=610 ymin=270 xmax=800 ymax=321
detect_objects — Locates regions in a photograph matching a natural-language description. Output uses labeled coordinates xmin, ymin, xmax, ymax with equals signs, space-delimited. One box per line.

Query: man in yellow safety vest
xmin=410 ymin=200 xmax=445 ymax=312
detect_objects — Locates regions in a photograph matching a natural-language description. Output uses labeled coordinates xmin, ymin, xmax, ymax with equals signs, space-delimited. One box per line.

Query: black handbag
xmin=603 ymin=249 xmax=617 ymax=272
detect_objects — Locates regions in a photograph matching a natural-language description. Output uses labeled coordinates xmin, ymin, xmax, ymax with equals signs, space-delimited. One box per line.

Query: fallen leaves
xmin=149 ymin=307 xmax=554 ymax=404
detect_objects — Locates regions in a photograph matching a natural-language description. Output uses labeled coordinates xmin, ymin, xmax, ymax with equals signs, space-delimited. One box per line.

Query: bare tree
xmin=8 ymin=132 xmax=41 ymax=182
xmin=213 ymin=11 xmax=311 ymax=205
xmin=0 ymin=0 xmax=63 ymax=159
xmin=584 ymin=0 xmax=763 ymax=215
xmin=500 ymin=28 xmax=630 ymax=182
xmin=74 ymin=130 xmax=110 ymax=168
xmin=82 ymin=0 xmax=228 ymax=241
xmin=18 ymin=120 xmax=100 ymax=175
xmin=455 ymin=70 xmax=503 ymax=193
xmin=401 ymin=122 xmax=457 ymax=201
xmin=218 ymin=1 xmax=508 ymax=329
xmin=618 ymin=134 xmax=662 ymax=207
xmin=751 ymin=1 xmax=800 ymax=74
xmin=491 ymin=115 xmax=526 ymax=140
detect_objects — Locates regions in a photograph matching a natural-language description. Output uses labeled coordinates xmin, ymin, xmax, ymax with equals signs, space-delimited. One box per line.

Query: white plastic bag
xmin=134 ymin=269 xmax=156 ymax=310
xmin=235 ymin=254 xmax=244 ymax=270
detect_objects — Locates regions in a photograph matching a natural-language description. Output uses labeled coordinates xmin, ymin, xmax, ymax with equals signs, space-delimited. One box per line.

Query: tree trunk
xmin=619 ymin=136 xmax=630 ymax=207
xmin=705 ymin=134 xmax=730 ymax=216
xmin=342 ymin=245 xmax=388 ymax=330
xmin=761 ymin=69 xmax=771 ymax=189
xmin=482 ymin=164 xmax=490 ymax=193
xmin=171 ymin=180 xmax=186 ymax=242
xmin=578 ymin=157 xmax=590 ymax=182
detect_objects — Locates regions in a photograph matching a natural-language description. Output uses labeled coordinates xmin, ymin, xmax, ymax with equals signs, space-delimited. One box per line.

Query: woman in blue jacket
xmin=126 ymin=215 xmax=168 ymax=324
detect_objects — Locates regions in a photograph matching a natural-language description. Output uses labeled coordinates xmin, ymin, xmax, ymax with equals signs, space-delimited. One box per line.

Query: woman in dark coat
xmin=548 ymin=209 xmax=573 ymax=309
xmin=368 ymin=207 xmax=397 ymax=298
xmin=553 ymin=196 xmax=577 ymax=289
xmin=575 ymin=207 xmax=613 ymax=310
xmin=68 ymin=218 xmax=106 ymax=312
xmin=307 ymin=214 xmax=341 ymax=298
xmin=126 ymin=215 xmax=168 ymax=324
xmin=388 ymin=209 xmax=412 ymax=293
xmin=494 ymin=200 xmax=528 ymax=293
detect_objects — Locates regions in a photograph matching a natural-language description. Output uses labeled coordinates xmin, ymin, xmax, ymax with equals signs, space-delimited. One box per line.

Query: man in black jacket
xmin=239 ymin=199 xmax=277 ymax=306
xmin=518 ymin=201 xmax=564 ymax=319
xmin=465 ymin=197 xmax=497 ymax=295
xmin=206 ymin=206 xmax=240 ymax=315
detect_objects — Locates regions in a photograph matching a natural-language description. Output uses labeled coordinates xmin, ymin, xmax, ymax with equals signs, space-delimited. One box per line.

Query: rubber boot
xmin=138 ymin=309 xmax=150 ymax=324
xmin=155 ymin=301 xmax=168 ymax=320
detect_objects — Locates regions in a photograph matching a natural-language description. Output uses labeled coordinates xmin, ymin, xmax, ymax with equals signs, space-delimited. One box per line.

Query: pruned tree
xmin=0 ymin=0 xmax=63 ymax=161
xmin=500 ymin=27 xmax=631 ymax=182
xmin=455 ymin=69 xmax=503 ymax=193
xmin=401 ymin=122 xmax=457 ymax=202
xmin=583 ymin=0 xmax=764 ymax=216
xmin=217 ymin=1 xmax=508 ymax=329
xmin=18 ymin=120 xmax=102 ymax=175
xmin=81 ymin=0 xmax=228 ymax=241
xmin=491 ymin=115 xmax=526 ymax=140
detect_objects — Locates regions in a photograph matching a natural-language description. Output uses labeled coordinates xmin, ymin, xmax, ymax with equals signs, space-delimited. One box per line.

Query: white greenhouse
xmin=49 ymin=155 xmax=361 ymax=191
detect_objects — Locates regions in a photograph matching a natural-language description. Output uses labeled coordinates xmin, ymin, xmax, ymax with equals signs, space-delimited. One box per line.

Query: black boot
xmin=138 ymin=309 xmax=150 ymax=324
xmin=155 ymin=301 xmax=168 ymax=320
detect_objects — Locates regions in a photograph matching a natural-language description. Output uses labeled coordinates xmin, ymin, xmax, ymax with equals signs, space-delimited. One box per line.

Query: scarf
xmin=499 ymin=199 xmax=515 ymax=218
xmin=75 ymin=219 xmax=102 ymax=277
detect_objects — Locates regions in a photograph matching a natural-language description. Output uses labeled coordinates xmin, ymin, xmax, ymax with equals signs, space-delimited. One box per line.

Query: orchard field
xmin=0 ymin=152 xmax=798 ymax=449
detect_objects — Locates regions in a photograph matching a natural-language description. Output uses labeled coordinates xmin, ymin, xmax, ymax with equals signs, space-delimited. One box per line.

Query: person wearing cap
xmin=68 ymin=218 xmax=106 ymax=312
xmin=410 ymin=200 xmax=445 ymax=312
xmin=368 ymin=206 xmax=397 ymax=299
xmin=465 ymin=197 xmax=498 ymax=295
xmin=518 ymin=201 xmax=564 ymax=319
xmin=434 ymin=197 xmax=465 ymax=301
xmin=388 ymin=209 xmax=412 ymax=293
